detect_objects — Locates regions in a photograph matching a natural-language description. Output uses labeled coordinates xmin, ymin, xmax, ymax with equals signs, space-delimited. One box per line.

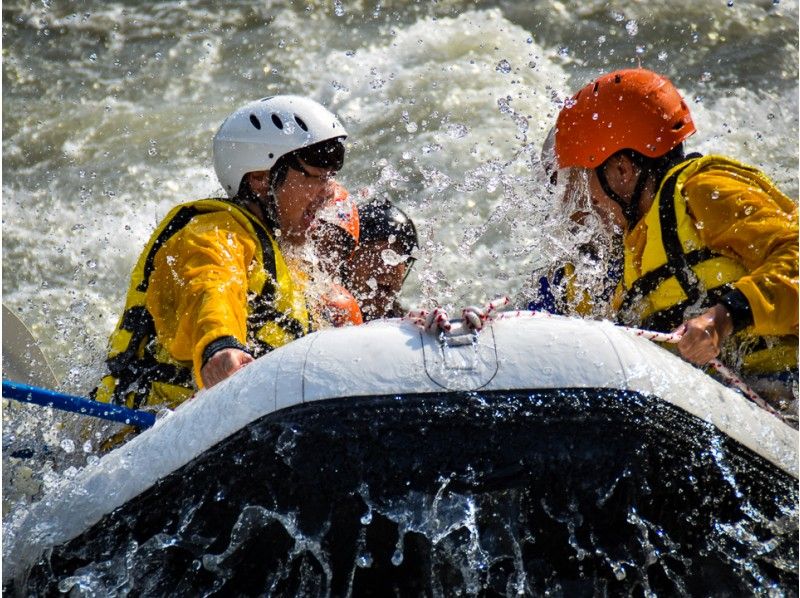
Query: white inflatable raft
xmin=4 ymin=315 xmax=798 ymax=595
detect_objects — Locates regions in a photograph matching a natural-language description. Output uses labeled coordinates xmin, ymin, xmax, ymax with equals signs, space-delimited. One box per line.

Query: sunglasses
xmin=290 ymin=138 xmax=346 ymax=174
xmin=286 ymin=154 xmax=337 ymax=179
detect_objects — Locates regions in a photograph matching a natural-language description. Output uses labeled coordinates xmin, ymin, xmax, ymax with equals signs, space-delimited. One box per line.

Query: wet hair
xmin=358 ymin=198 xmax=418 ymax=256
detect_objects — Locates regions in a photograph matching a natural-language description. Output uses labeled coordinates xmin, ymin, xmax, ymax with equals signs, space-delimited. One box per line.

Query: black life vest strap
xmin=619 ymin=247 xmax=716 ymax=315
xmin=137 ymin=207 xmax=200 ymax=293
xmin=641 ymin=283 xmax=735 ymax=333
xmin=617 ymin=154 xmax=719 ymax=331
xmin=657 ymin=160 xmax=703 ymax=307
xmin=104 ymin=305 xmax=193 ymax=408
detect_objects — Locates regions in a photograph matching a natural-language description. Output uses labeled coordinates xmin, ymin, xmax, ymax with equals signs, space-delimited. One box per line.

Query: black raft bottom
xmin=21 ymin=389 xmax=799 ymax=596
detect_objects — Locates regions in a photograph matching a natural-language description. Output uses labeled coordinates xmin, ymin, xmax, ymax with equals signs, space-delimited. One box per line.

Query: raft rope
xmin=406 ymin=296 xmax=511 ymax=334
xmin=404 ymin=297 xmax=781 ymax=420
xmin=616 ymin=326 xmax=781 ymax=418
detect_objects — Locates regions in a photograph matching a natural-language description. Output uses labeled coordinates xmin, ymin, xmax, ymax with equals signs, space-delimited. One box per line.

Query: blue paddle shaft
xmin=2 ymin=379 xmax=155 ymax=429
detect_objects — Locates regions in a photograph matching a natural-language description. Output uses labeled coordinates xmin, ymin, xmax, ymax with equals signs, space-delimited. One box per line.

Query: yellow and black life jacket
xmin=615 ymin=155 xmax=797 ymax=374
xmin=93 ymin=198 xmax=309 ymax=410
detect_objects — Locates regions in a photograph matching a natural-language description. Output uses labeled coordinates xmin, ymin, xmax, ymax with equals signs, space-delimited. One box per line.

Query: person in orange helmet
xmin=549 ymin=68 xmax=798 ymax=416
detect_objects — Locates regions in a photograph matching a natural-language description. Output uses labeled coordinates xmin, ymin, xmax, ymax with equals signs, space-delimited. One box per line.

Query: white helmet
xmin=213 ymin=95 xmax=347 ymax=197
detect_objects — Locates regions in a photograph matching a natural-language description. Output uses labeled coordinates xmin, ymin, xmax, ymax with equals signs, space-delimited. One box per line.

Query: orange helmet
xmin=320 ymin=283 xmax=364 ymax=327
xmin=555 ymin=68 xmax=695 ymax=169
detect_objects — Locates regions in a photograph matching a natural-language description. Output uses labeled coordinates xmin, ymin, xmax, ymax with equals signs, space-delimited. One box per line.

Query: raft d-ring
xmin=437 ymin=321 xmax=479 ymax=348
xmin=421 ymin=321 xmax=498 ymax=391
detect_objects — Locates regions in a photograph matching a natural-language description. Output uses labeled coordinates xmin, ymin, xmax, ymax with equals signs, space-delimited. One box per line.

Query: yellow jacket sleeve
xmin=145 ymin=211 xmax=258 ymax=386
xmin=683 ymin=167 xmax=798 ymax=336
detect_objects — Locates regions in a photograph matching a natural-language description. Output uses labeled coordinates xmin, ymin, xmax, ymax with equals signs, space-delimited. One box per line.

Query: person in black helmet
xmin=343 ymin=198 xmax=418 ymax=321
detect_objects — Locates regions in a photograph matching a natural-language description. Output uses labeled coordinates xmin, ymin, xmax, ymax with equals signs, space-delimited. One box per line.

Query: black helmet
xmin=357 ymin=198 xmax=418 ymax=257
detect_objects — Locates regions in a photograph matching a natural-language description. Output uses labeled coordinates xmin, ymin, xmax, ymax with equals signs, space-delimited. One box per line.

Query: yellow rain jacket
xmin=93 ymin=198 xmax=310 ymax=410
xmin=614 ymin=154 xmax=798 ymax=374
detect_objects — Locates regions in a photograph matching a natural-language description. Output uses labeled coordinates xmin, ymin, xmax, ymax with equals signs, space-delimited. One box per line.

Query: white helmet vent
xmin=249 ymin=114 xmax=261 ymax=130
xmin=294 ymin=115 xmax=309 ymax=132
xmin=271 ymin=114 xmax=284 ymax=130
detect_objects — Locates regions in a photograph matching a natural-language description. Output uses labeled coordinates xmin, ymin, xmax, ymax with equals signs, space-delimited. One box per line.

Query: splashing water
xmin=2 ymin=0 xmax=797 ymax=593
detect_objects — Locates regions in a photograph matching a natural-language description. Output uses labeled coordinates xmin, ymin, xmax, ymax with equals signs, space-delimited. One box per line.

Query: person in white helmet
xmin=92 ymin=95 xmax=359 ymax=414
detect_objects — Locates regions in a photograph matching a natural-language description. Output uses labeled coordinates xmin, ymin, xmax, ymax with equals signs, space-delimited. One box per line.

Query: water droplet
xmin=557 ymin=47 xmax=569 ymax=58
xmin=381 ymin=248 xmax=405 ymax=266
xmin=727 ymin=0 xmax=734 ymax=6
xmin=658 ymin=51 xmax=668 ymax=61
xmin=421 ymin=143 xmax=441 ymax=155
xmin=446 ymin=123 xmax=468 ymax=139
xmin=700 ymin=71 xmax=712 ymax=82
xmin=88 ymin=53 xmax=97 ymax=62
xmin=333 ymin=0 xmax=345 ymax=16
xmin=612 ymin=11 xmax=625 ymax=21
xmin=82 ymin=440 xmax=93 ymax=453
xmin=495 ymin=59 xmax=511 ymax=74
xmin=592 ymin=113 xmax=599 ymax=121
xmin=60 ymin=439 xmax=75 ymax=453
xmin=391 ymin=549 xmax=404 ymax=566
xmin=356 ymin=552 xmax=373 ymax=567
xmin=526 ymin=37 xmax=533 ymax=44
xmin=625 ymin=20 xmax=638 ymax=36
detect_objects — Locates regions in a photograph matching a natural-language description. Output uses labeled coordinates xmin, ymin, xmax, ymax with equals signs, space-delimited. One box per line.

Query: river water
xmin=2 ymin=0 xmax=798 ymax=592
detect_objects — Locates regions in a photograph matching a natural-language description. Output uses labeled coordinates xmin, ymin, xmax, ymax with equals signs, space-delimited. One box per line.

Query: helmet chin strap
xmin=234 ymin=173 xmax=281 ymax=233
xmin=595 ymin=155 xmax=650 ymax=229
